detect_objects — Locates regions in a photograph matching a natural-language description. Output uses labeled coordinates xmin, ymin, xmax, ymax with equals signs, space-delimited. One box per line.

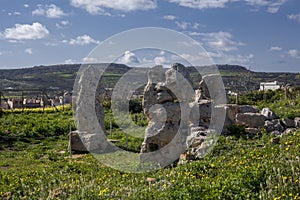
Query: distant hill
xmin=0 ymin=63 xmax=299 ymax=93
xmin=0 ymin=63 xmax=130 ymax=90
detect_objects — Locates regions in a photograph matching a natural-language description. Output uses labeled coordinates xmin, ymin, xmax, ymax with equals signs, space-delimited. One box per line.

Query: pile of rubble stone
xmin=70 ymin=63 xmax=300 ymax=166
xmin=140 ymin=63 xmax=300 ymax=163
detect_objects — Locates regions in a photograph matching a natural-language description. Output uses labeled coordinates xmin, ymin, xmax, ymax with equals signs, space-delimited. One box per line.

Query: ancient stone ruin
xmin=140 ymin=64 xmax=194 ymax=153
xmin=70 ymin=64 xmax=300 ymax=165
xmin=140 ymin=63 xmax=300 ymax=162
xmin=139 ymin=63 xmax=229 ymax=165
xmin=70 ymin=65 xmax=110 ymax=154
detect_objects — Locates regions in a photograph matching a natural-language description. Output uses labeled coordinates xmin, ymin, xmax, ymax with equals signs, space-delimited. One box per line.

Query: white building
xmin=259 ymin=81 xmax=281 ymax=91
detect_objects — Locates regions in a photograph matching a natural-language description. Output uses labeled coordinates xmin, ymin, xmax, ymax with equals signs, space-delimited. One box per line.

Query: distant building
xmin=259 ymin=81 xmax=281 ymax=91
xmin=4 ymin=87 xmax=15 ymax=90
xmin=62 ymin=92 xmax=72 ymax=105
xmin=7 ymin=98 xmax=23 ymax=109
xmin=7 ymin=98 xmax=43 ymax=109
xmin=228 ymin=90 xmax=238 ymax=96
xmin=23 ymin=98 xmax=41 ymax=108
xmin=1 ymin=102 xmax=10 ymax=109
xmin=51 ymin=98 xmax=61 ymax=107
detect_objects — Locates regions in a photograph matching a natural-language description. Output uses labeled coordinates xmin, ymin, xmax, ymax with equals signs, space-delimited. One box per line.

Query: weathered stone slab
xmin=141 ymin=64 xmax=194 ymax=153
xmin=238 ymin=105 xmax=259 ymax=113
xmin=69 ymin=131 xmax=101 ymax=153
xmin=236 ymin=113 xmax=267 ymax=128
xmin=282 ymin=128 xmax=297 ymax=135
xmin=282 ymin=118 xmax=295 ymax=128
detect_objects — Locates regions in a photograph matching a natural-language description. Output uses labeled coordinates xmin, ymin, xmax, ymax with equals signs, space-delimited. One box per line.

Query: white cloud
xmin=227 ymin=54 xmax=254 ymax=64
xmin=25 ymin=48 xmax=33 ymax=55
xmin=179 ymin=53 xmax=203 ymax=63
xmin=167 ymin=0 xmax=287 ymax=13
xmin=206 ymin=51 xmax=254 ymax=65
xmin=56 ymin=20 xmax=70 ymax=28
xmin=192 ymin=23 xmax=200 ymax=29
xmin=65 ymin=59 xmax=76 ymax=64
xmin=61 ymin=20 xmax=69 ymax=26
xmin=288 ymin=13 xmax=300 ymax=23
xmin=267 ymin=7 xmax=279 ymax=13
xmin=32 ymin=5 xmax=44 ymax=16
xmin=245 ymin=0 xmax=288 ymax=13
xmin=176 ymin=21 xmax=189 ymax=30
xmin=154 ymin=56 xmax=168 ymax=65
xmin=82 ymin=57 xmax=99 ymax=63
xmin=177 ymin=40 xmax=202 ymax=47
xmin=118 ymin=51 xmax=140 ymax=64
xmin=187 ymin=31 xmax=202 ymax=36
xmin=288 ymin=49 xmax=300 ymax=58
xmin=163 ymin=15 xmax=177 ymax=20
xmin=245 ymin=0 xmax=269 ymax=6
xmin=8 ymin=12 xmax=21 ymax=16
xmin=267 ymin=0 xmax=288 ymax=13
xmin=1 ymin=22 xmax=49 ymax=40
xmin=24 ymin=4 xmax=29 ymax=8
xmin=32 ymin=4 xmax=67 ymax=18
xmin=269 ymin=46 xmax=282 ymax=51
xmin=70 ymin=0 xmax=157 ymax=15
xmin=175 ymin=52 xmax=216 ymax=66
xmin=199 ymin=31 xmax=245 ymax=52
xmin=167 ymin=0 xmax=235 ymax=9
xmin=68 ymin=34 xmax=100 ymax=45
xmin=177 ymin=39 xmax=253 ymax=65
xmin=176 ymin=21 xmax=200 ymax=30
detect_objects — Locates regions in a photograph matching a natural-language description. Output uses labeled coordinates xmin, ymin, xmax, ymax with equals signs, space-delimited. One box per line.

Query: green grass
xmin=1 ymin=131 xmax=300 ymax=199
xmin=0 ymin=106 xmax=75 ymax=138
xmin=257 ymin=99 xmax=300 ymax=119
xmin=107 ymin=129 xmax=144 ymax=152
xmin=236 ymin=89 xmax=300 ymax=119
xmin=1 ymin=92 xmax=300 ymax=199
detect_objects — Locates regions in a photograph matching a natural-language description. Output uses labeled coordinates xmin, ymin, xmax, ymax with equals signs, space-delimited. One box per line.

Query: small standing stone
xmin=261 ymin=108 xmax=278 ymax=120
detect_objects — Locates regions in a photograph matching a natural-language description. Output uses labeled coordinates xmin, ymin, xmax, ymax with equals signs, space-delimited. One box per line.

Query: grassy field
xmin=236 ymin=89 xmax=300 ymax=119
xmin=1 ymin=92 xmax=300 ymax=199
xmin=0 ymin=105 xmax=75 ymax=139
xmin=1 ymin=130 xmax=300 ymax=199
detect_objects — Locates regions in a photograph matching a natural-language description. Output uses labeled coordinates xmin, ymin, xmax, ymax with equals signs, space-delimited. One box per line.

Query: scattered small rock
xmin=146 ymin=177 xmax=156 ymax=183
xmin=270 ymin=130 xmax=282 ymax=136
xmin=3 ymin=191 xmax=13 ymax=199
xmin=295 ymin=117 xmax=300 ymax=128
xmin=282 ymin=128 xmax=297 ymax=135
xmin=245 ymin=128 xmax=260 ymax=135
xmin=282 ymin=118 xmax=295 ymax=128
xmin=264 ymin=119 xmax=284 ymax=133
xmin=261 ymin=108 xmax=278 ymax=120
xmin=271 ymin=137 xmax=280 ymax=144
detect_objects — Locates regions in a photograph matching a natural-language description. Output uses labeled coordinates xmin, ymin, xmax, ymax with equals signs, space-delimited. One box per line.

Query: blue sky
xmin=0 ymin=0 xmax=299 ymax=72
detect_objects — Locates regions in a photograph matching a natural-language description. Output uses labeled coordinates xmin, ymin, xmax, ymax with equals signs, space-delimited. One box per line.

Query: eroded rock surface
xmin=141 ymin=64 xmax=193 ymax=153
xmin=261 ymin=108 xmax=278 ymax=120
xmin=236 ymin=113 xmax=267 ymax=128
